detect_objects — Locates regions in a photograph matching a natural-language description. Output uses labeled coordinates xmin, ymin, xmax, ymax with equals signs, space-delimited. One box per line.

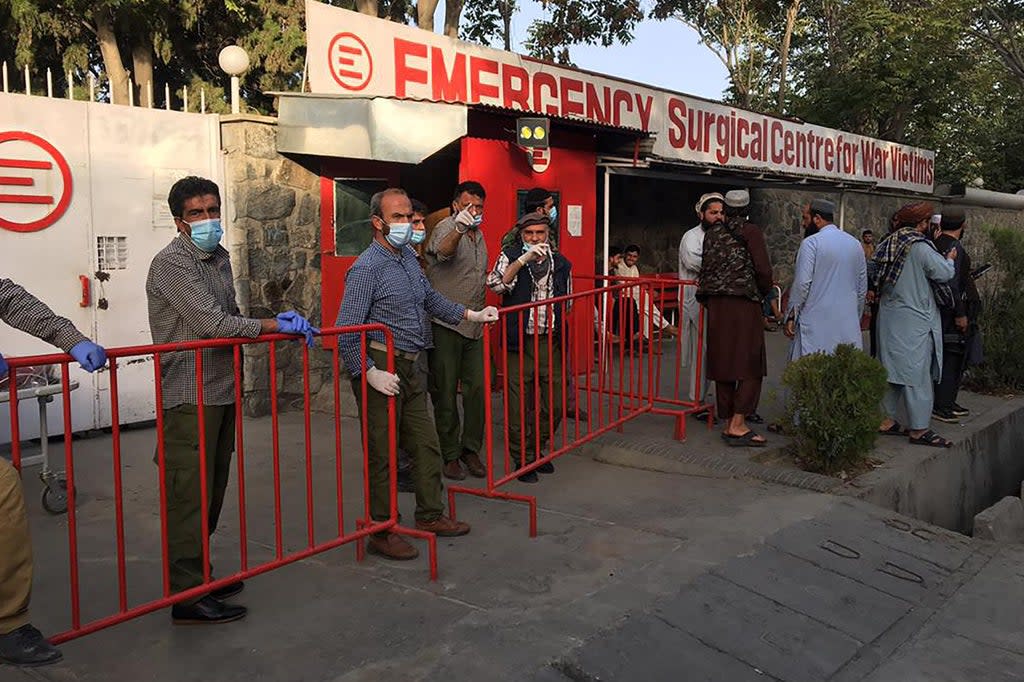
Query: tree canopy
xmin=5 ymin=0 xmax=1024 ymax=190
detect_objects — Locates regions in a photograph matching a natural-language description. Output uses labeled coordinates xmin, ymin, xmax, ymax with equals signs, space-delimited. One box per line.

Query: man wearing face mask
xmin=425 ymin=181 xmax=489 ymax=481
xmin=487 ymin=212 xmax=572 ymax=483
xmin=337 ymin=188 xmax=498 ymax=560
xmin=679 ymin=193 xmax=723 ymax=413
xmin=146 ymin=176 xmax=317 ymax=624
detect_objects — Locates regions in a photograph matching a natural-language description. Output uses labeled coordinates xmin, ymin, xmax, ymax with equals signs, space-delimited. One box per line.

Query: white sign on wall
xmin=306 ymin=0 xmax=936 ymax=193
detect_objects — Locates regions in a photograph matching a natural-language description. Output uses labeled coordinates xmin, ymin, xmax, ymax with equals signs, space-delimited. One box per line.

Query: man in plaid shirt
xmin=146 ymin=176 xmax=315 ymax=625
xmin=337 ymin=188 xmax=497 ymax=561
xmin=0 ymin=279 xmax=106 ymax=667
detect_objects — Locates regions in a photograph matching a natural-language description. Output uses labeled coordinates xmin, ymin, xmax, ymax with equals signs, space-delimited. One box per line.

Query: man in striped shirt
xmin=146 ymin=176 xmax=315 ymax=625
xmin=0 ymin=279 xmax=106 ymax=667
xmin=336 ymin=188 xmax=497 ymax=561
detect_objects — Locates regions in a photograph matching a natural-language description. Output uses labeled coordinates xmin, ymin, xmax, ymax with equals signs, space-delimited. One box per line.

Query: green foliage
xmin=781 ymin=344 xmax=887 ymax=475
xmin=964 ymin=227 xmax=1024 ymax=392
xmin=524 ymin=0 xmax=643 ymax=65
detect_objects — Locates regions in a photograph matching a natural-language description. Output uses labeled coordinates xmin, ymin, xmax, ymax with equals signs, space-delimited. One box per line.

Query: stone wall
xmin=220 ymin=117 xmax=345 ymax=417
xmin=609 ymin=176 xmax=1024 ymax=286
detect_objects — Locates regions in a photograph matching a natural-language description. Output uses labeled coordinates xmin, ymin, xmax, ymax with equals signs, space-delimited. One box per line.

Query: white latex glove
xmin=520 ymin=243 xmax=550 ymax=263
xmin=454 ymin=208 xmax=475 ymax=229
xmin=365 ymin=366 xmax=400 ymax=396
xmin=467 ymin=306 xmax=499 ymax=323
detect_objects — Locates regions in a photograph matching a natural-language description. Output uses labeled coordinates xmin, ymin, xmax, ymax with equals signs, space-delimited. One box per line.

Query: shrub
xmin=782 ymin=344 xmax=888 ymax=475
xmin=964 ymin=226 xmax=1024 ymax=392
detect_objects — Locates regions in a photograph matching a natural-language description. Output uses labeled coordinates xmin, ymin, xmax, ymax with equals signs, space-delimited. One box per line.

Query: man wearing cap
xmin=931 ymin=206 xmax=975 ymax=423
xmin=425 ymin=181 xmax=489 ymax=481
xmin=697 ymin=189 xmax=773 ymax=446
xmin=679 ymin=192 xmax=724 ymax=408
xmin=337 ymin=188 xmax=499 ymax=560
xmin=872 ymin=202 xmax=956 ymax=447
xmin=784 ymin=198 xmax=867 ymax=361
xmin=487 ymin=211 xmax=572 ymax=483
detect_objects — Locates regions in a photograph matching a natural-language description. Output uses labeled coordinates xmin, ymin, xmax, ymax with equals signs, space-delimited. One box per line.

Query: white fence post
xmin=183 ymin=87 xmax=189 ymax=112
xmin=67 ymin=70 xmax=74 ymax=100
xmin=2 ymin=62 xmax=8 ymax=93
xmin=200 ymin=88 xmax=206 ymax=113
xmin=24 ymin=64 xmax=30 ymax=95
xmin=128 ymin=77 xmax=134 ymax=106
xmin=46 ymin=68 xmax=53 ymax=97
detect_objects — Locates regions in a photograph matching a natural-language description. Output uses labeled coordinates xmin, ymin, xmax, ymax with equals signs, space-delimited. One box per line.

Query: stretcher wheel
xmin=41 ymin=479 xmax=68 ymax=515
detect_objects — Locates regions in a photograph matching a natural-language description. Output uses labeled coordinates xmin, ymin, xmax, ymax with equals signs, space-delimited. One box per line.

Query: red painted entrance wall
xmin=459 ymin=136 xmax=597 ymax=371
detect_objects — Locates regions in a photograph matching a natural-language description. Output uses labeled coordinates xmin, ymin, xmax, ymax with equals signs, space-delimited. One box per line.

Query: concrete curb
xmin=841 ymin=397 xmax=1024 ymax=534
xmin=579 ymin=434 xmax=842 ymax=494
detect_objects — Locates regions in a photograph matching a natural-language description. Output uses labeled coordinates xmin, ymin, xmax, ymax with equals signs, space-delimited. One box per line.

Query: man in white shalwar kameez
xmin=784 ymin=199 xmax=867 ymax=360
xmin=679 ymin=193 xmax=724 ymax=404
xmin=874 ymin=202 xmax=957 ymax=448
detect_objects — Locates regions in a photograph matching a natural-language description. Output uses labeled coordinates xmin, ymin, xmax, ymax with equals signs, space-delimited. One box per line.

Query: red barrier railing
xmin=448 ymin=279 xmax=709 ymax=534
xmin=4 ymin=325 xmax=435 ymax=645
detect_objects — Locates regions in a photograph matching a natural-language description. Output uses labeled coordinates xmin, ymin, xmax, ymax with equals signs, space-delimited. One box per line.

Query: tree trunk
xmin=500 ymin=0 xmax=513 ymax=51
xmin=777 ymin=0 xmax=800 ymax=113
xmin=131 ymin=36 xmax=154 ymax=108
xmin=417 ymin=0 xmax=439 ymax=29
xmin=444 ymin=0 xmax=464 ymax=39
xmin=356 ymin=0 xmax=379 ymax=15
xmin=94 ymin=9 xmax=130 ymax=105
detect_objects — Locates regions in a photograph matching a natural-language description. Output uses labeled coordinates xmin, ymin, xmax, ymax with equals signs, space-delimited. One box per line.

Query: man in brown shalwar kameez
xmin=697 ymin=189 xmax=774 ymax=446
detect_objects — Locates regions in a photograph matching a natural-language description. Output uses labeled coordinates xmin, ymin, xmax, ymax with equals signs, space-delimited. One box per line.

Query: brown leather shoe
xmin=461 ymin=452 xmax=486 ymax=478
xmin=443 ymin=460 xmax=466 ymax=480
xmin=415 ymin=515 xmax=471 ymax=537
xmin=367 ymin=532 xmax=419 ymax=560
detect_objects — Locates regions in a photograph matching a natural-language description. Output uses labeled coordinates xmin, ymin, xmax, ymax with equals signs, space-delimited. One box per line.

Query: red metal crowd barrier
xmin=4 ymin=325 xmax=432 ymax=645
xmin=448 ymin=277 xmax=711 ymax=534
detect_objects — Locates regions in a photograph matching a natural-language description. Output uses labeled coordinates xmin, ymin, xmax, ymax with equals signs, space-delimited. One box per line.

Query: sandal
xmin=724 ymin=430 xmax=767 ymax=447
xmin=908 ymin=430 xmax=952 ymax=448
xmin=878 ymin=421 xmax=907 ymax=436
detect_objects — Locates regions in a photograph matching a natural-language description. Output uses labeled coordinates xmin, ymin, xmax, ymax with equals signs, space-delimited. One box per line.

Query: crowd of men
xmin=678 ymin=191 xmax=979 ymax=448
xmin=0 ymin=173 xmax=984 ymax=667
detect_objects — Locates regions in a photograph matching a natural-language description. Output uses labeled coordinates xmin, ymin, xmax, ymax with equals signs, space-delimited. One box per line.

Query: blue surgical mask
xmin=411 ymin=228 xmax=426 ymax=245
xmin=548 ymin=206 xmax=558 ymax=224
xmin=472 ymin=213 xmax=483 ymax=228
xmin=188 ymin=218 xmax=223 ymax=252
xmin=522 ymin=242 xmax=531 ymax=253
xmin=385 ymin=222 xmax=412 ymax=248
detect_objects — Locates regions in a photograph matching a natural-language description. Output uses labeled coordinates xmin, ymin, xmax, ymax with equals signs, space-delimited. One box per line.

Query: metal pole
xmin=2 ymin=62 xmax=8 ymax=93
xmin=46 ymin=68 xmax=53 ymax=97
xmin=24 ymin=63 xmax=30 ymax=95
xmin=230 ymin=75 xmax=240 ymax=114
xmin=67 ymin=70 xmax=73 ymax=100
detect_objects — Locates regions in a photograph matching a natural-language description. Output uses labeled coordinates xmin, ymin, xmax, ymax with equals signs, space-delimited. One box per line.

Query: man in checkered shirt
xmin=488 ymin=212 xmax=573 ymax=484
xmin=336 ymin=188 xmax=497 ymax=562
xmin=146 ymin=176 xmax=315 ymax=625
xmin=0 ymin=279 xmax=106 ymax=667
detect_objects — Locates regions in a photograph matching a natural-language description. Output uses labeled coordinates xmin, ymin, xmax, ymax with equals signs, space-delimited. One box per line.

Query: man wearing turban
xmin=872 ymin=202 xmax=957 ymax=447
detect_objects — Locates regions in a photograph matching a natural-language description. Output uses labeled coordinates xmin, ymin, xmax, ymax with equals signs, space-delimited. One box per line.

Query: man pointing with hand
xmin=337 ymin=188 xmax=498 ymax=561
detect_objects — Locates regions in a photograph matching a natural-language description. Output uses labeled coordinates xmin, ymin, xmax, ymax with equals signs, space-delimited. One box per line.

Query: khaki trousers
xmin=0 ymin=458 xmax=32 ymax=635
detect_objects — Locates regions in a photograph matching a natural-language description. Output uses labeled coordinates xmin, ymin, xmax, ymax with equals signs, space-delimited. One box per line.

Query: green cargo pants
xmin=156 ymin=403 xmax=235 ymax=601
xmin=506 ymin=337 xmax=564 ymax=469
xmin=352 ymin=348 xmax=444 ymax=524
xmin=428 ymin=323 xmax=485 ymax=463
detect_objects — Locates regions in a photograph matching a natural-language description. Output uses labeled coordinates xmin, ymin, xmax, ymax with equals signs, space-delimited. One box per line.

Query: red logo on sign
xmin=0 ymin=131 xmax=73 ymax=233
xmin=529 ymin=148 xmax=550 ymax=174
xmin=329 ymin=32 xmax=373 ymax=91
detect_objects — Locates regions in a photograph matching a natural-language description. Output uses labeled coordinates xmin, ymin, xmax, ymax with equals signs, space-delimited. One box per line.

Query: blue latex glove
xmin=275 ymin=311 xmax=319 ymax=348
xmin=0 ymin=351 xmax=7 ymax=378
xmin=69 ymin=340 xmax=107 ymax=372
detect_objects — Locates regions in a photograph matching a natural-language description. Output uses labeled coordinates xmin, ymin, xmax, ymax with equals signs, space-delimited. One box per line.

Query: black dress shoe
xmin=0 ymin=624 xmax=62 ymax=667
xmin=172 ymin=596 xmax=247 ymax=625
xmin=537 ymin=461 xmax=555 ymax=474
xmin=211 ymin=581 xmax=244 ymax=600
xmin=517 ymin=471 xmax=539 ymax=483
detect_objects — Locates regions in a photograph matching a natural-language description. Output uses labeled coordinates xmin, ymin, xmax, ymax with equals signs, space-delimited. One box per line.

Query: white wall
xmin=0 ymin=93 xmax=223 ymax=442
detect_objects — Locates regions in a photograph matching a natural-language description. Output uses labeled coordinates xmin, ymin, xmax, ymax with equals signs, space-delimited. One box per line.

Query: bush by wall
xmin=964 ymin=226 xmax=1024 ymax=393
xmin=782 ymin=344 xmax=888 ymax=475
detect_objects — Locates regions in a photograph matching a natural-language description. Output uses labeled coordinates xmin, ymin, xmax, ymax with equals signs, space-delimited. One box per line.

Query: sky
xmin=436 ymin=3 xmax=731 ymax=101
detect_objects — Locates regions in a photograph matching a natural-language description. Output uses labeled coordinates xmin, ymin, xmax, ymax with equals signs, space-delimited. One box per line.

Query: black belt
xmin=368 ymin=340 xmax=420 ymax=362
